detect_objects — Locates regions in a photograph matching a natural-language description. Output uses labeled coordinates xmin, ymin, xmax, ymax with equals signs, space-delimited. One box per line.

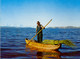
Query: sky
xmin=1 ymin=0 xmax=80 ymax=28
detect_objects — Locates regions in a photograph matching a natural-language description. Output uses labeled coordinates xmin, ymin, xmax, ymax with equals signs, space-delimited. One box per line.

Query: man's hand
xmin=42 ymin=27 xmax=45 ymax=29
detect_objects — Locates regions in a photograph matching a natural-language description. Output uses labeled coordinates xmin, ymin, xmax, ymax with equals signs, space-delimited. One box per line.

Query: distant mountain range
xmin=1 ymin=26 xmax=80 ymax=29
xmin=48 ymin=26 xmax=80 ymax=29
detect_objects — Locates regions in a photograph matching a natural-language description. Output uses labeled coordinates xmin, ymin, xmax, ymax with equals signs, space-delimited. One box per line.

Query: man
xmin=36 ymin=21 xmax=45 ymax=43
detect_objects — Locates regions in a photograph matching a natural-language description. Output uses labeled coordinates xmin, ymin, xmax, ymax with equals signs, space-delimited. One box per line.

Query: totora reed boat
xmin=25 ymin=39 xmax=61 ymax=51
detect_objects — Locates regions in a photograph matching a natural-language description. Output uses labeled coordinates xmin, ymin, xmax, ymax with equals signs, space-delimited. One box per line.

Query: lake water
xmin=1 ymin=27 xmax=80 ymax=59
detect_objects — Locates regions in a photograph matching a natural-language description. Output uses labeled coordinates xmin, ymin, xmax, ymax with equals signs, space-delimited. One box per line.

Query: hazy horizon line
xmin=1 ymin=25 xmax=80 ymax=28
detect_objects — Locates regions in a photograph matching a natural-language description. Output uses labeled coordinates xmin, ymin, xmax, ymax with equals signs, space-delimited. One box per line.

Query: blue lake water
xmin=1 ymin=27 xmax=80 ymax=59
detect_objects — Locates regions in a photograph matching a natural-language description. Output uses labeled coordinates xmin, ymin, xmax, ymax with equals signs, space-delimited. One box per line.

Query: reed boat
xmin=25 ymin=39 xmax=61 ymax=51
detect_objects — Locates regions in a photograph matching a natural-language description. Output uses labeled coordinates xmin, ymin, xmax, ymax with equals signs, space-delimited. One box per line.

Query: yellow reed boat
xmin=25 ymin=39 xmax=61 ymax=51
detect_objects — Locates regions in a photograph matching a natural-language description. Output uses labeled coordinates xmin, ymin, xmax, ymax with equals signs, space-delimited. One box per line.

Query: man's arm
xmin=41 ymin=24 xmax=45 ymax=29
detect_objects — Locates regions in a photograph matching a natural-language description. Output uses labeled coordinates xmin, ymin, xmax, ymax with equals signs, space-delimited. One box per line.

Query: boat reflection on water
xmin=36 ymin=51 xmax=61 ymax=59
xmin=36 ymin=52 xmax=43 ymax=59
xmin=25 ymin=44 xmax=61 ymax=59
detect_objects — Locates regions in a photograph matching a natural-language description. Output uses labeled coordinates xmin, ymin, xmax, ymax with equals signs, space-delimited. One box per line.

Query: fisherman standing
xmin=36 ymin=21 xmax=45 ymax=43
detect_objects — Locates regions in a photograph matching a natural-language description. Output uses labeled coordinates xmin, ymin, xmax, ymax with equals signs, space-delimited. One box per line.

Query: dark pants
xmin=37 ymin=33 xmax=43 ymax=43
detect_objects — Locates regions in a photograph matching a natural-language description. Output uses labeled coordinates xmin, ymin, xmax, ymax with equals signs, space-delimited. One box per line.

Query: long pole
xmin=27 ymin=19 xmax=53 ymax=45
